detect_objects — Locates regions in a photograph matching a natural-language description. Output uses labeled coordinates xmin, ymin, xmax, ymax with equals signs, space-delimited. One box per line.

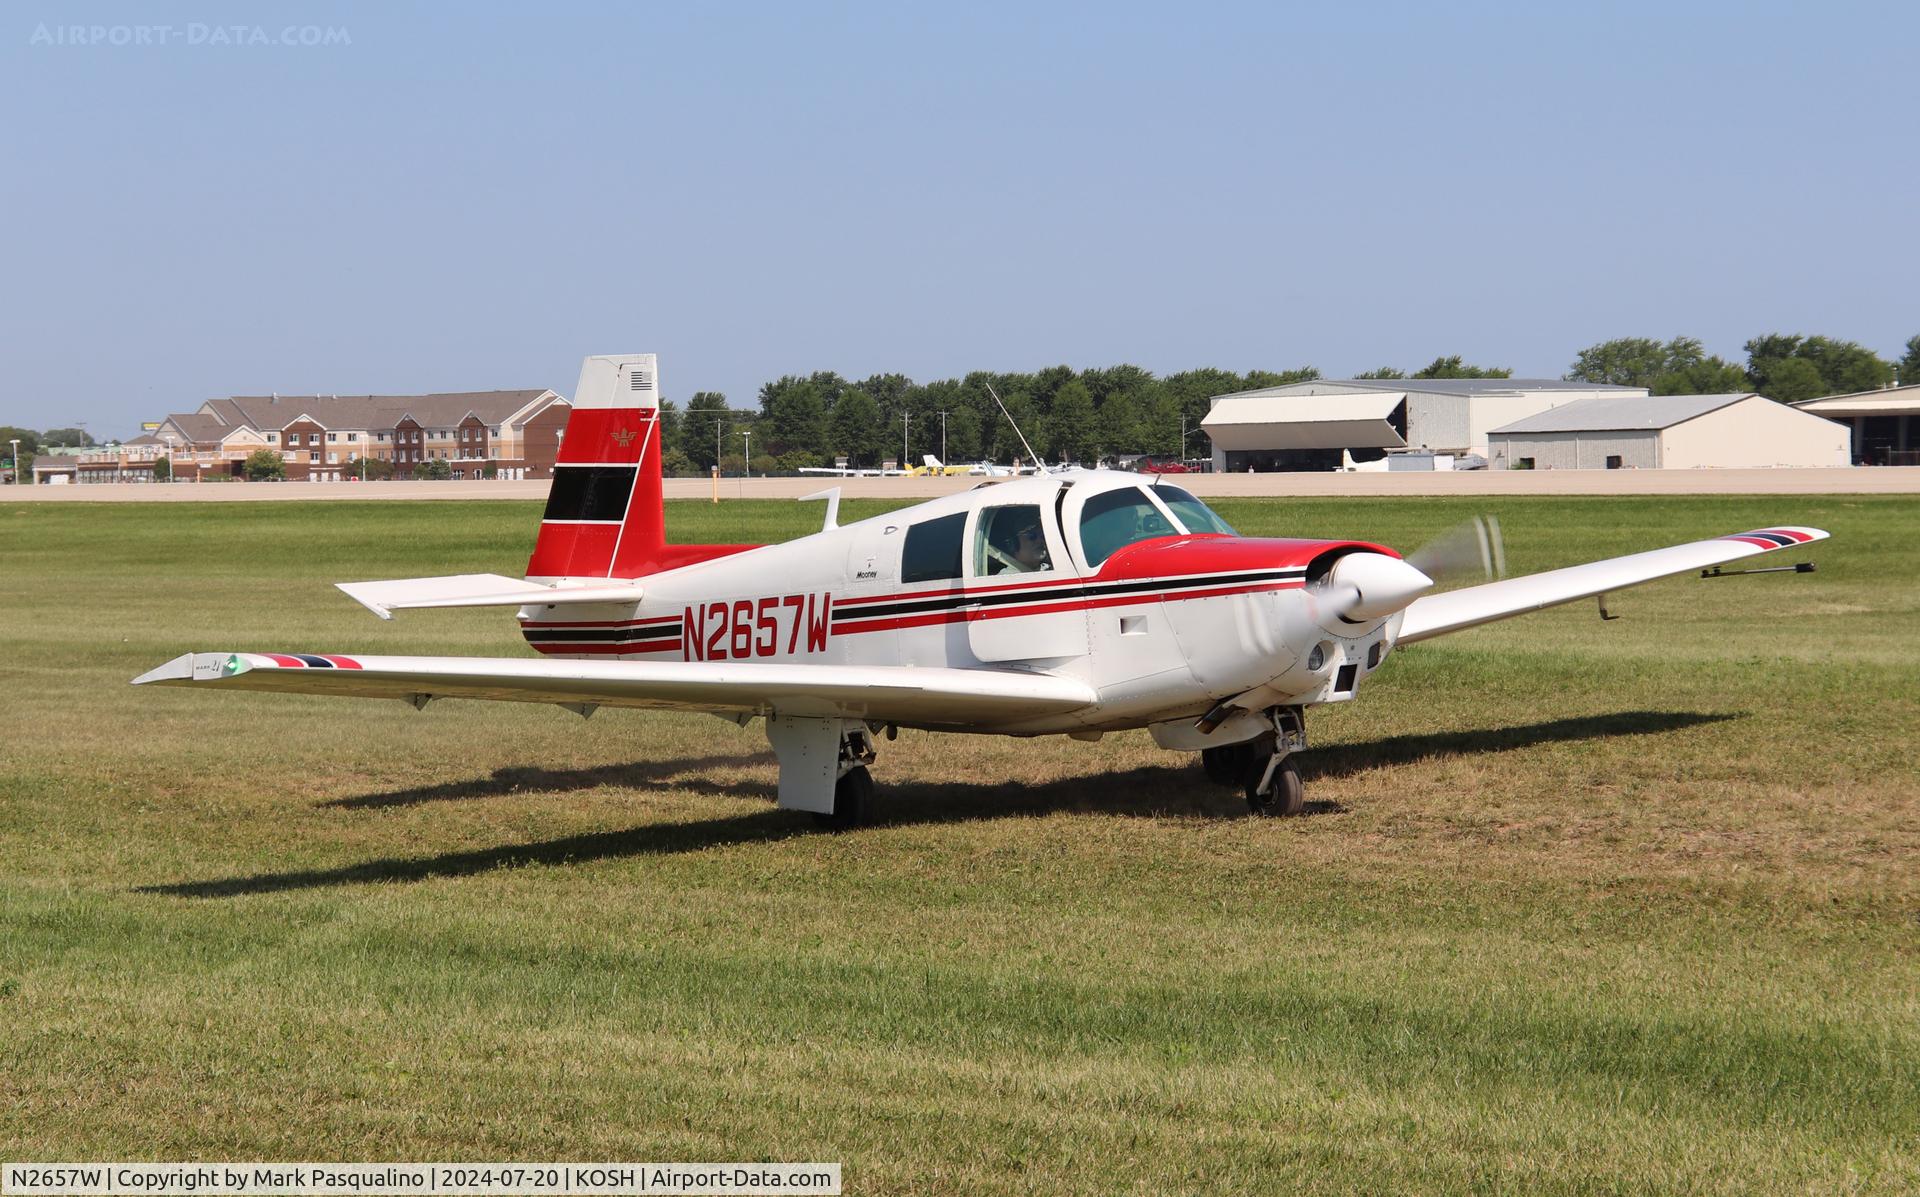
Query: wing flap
xmin=1396 ymin=526 xmax=1828 ymax=644
xmin=336 ymin=574 xmax=645 ymax=619
xmin=132 ymin=652 xmax=1095 ymax=725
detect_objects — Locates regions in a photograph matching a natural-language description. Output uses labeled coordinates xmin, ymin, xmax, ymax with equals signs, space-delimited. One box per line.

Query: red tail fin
xmin=526 ymin=354 xmax=755 ymax=581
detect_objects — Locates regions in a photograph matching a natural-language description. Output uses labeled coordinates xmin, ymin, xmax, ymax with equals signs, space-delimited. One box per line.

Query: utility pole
xmin=7 ymin=438 xmax=17 ymax=485
xmin=937 ymin=410 xmax=949 ymax=465
xmin=903 ymin=411 xmax=910 ymax=469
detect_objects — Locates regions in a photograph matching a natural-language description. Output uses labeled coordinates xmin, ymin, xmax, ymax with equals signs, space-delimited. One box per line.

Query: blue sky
xmin=3 ymin=1 xmax=1914 ymax=434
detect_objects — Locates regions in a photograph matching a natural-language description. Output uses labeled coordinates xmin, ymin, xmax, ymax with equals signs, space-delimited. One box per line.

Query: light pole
xmin=8 ymin=438 xmax=17 ymax=485
xmin=937 ymin=410 xmax=948 ymax=465
xmin=740 ymin=429 xmax=752 ymax=477
xmin=902 ymin=411 xmax=910 ymax=469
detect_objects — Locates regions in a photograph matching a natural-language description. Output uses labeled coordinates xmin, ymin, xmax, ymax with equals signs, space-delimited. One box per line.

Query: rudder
xmin=526 ymin=354 xmax=667 ymax=581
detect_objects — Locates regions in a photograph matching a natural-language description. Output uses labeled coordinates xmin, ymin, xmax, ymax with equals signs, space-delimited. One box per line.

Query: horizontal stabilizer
xmin=1396 ymin=526 xmax=1828 ymax=644
xmin=131 ymin=651 xmax=1096 ymax=726
xmin=336 ymin=574 xmax=645 ymax=620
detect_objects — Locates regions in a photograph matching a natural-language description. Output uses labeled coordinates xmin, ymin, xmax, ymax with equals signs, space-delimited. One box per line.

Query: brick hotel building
xmin=76 ymin=389 xmax=571 ymax=483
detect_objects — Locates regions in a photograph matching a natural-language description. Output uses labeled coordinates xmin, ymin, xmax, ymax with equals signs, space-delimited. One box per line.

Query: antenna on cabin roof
xmin=983 ymin=380 xmax=1044 ymax=474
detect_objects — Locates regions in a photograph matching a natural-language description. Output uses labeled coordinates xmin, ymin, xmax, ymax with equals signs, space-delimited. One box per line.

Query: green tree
xmin=1567 ymin=337 xmax=1690 ymax=387
xmin=0 ymin=427 xmax=41 ymax=458
xmin=1900 ymin=335 xmax=1920 ymax=387
xmin=1413 ymin=355 xmax=1512 ymax=379
xmin=356 ymin=457 xmax=396 ymax=480
xmin=1045 ymin=380 xmax=1097 ymax=464
xmin=660 ymin=446 xmax=695 ymax=476
xmin=1568 ymin=336 xmax=1749 ymax=395
xmin=1754 ymin=357 xmax=1826 ymax=403
xmin=243 ymin=449 xmax=285 ymax=481
xmin=1745 ymin=334 xmax=1893 ymax=399
xmin=1242 ymin=367 xmax=1319 ymax=388
xmin=1354 ymin=367 xmax=1406 ymax=379
xmin=41 ymin=427 xmax=93 ymax=447
xmin=1096 ymin=388 xmax=1145 ymax=458
xmin=759 ymin=375 xmax=832 ymax=464
xmin=680 ymin=392 xmax=731 ymax=470
xmin=945 ymin=405 xmax=983 ymax=462
xmin=1651 ymin=358 xmax=1751 ymax=396
xmin=655 ymin=398 xmax=681 ymax=453
xmin=151 ymin=455 xmax=171 ymax=481
xmin=827 ymin=387 xmax=883 ymax=466
xmin=417 ymin=458 xmax=453 ymax=480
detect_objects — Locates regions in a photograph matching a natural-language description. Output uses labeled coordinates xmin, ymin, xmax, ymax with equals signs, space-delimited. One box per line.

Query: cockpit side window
xmin=1155 ymin=485 xmax=1238 ymax=536
xmin=1077 ymin=487 xmax=1179 ymax=569
xmin=974 ymin=504 xmax=1054 ymax=576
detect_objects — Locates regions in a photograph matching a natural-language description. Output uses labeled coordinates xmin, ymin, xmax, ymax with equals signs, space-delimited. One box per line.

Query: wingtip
xmin=131 ymin=652 xmax=199 ymax=686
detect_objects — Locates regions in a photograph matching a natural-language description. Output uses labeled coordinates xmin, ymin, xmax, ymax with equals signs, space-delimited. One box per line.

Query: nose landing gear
xmin=1200 ymin=706 xmax=1308 ymax=817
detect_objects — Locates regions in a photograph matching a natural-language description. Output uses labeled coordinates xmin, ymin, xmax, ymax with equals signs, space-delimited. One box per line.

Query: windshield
xmin=1078 ymin=487 xmax=1180 ymax=568
xmin=1155 ymin=485 xmax=1237 ymax=536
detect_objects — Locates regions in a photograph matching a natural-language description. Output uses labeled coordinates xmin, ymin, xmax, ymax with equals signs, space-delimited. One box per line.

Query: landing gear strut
xmin=1200 ymin=707 xmax=1308 ymax=817
xmin=1243 ymin=707 xmax=1307 ymax=817
xmin=813 ymin=727 xmax=878 ymax=831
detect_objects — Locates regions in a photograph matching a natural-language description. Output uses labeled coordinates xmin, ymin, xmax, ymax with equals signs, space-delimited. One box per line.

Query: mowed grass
xmin=1 ymin=494 xmax=1915 ymax=1195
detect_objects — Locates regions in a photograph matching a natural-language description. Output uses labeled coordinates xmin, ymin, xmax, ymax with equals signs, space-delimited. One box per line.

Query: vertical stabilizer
xmin=526 ymin=354 xmax=666 ymax=581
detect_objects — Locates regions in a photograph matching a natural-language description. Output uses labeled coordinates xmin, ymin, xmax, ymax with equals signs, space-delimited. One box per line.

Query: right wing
xmin=1396 ymin=526 xmax=1827 ymax=644
xmin=132 ymin=651 xmax=1095 ymax=726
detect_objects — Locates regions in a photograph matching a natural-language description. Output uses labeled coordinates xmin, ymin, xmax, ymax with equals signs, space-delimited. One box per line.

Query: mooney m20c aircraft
xmin=137 ymin=354 xmax=1829 ymax=826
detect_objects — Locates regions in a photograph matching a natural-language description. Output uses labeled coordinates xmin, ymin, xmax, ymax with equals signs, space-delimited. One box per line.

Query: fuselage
xmin=516 ymin=471 xmax=1406 ymax=737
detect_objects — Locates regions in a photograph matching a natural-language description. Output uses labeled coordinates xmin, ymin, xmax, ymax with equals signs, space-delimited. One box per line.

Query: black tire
xmin=813 ymin=765 xmax=873 ymax=831
xmin=1245 ymin=756 xmax=1305 ymax=817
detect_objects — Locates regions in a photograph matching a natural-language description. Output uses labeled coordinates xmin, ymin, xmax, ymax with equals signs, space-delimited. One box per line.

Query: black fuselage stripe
xmin=831 ymin=569 xmax=1305 ymax=623
xmin=521 ymin=626 xmax=681 ymax=643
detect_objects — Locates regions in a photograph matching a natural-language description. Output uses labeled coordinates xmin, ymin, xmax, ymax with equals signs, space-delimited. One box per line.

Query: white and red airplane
xmin=136 ymin=353 xmax=1829 ymax=826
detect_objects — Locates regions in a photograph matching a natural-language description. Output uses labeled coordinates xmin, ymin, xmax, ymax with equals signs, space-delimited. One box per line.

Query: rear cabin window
xmin=901 ymin=511 xmax=966 ymax=583
xmin=1078 ymin=487 xmax=1179 ymax=569
xmin=1155 ymin=485 xmax=1237 ymax=535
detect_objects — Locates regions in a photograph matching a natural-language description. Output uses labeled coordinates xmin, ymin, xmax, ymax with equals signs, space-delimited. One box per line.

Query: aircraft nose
xmin=1322 ymin=551 xmax=1434 ymax=622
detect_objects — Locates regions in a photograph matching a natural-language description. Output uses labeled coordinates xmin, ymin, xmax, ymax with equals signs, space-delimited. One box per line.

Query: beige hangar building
xmin=1202 ymin=378 xmax=1645 ymax=472
xmin=1485 ymin=393 xmax=1850 ymax=470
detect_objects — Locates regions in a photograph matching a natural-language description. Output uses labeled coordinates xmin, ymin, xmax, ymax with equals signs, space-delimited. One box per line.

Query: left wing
xmin=131 ymin=652 xmax=1095 ymax=725
xmin=1396 ymin=526 xmax=1827 ymax=644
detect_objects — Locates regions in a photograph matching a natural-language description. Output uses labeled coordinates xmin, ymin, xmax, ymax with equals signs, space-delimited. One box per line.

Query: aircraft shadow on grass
xmin=140 ymin=709 xmax=1738 ymax=899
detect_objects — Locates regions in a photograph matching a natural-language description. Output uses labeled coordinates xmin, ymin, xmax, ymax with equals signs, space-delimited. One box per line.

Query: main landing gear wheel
xmin=1245 ymin=754 xmax=1304 ymax=818
xmin=814 ymin=764 xmax=873 ymax=831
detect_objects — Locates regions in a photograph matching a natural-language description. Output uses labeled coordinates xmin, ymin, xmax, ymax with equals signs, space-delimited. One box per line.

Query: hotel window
xmin=266 ymin=433 xmax=278 ymax=443
xmin=308 ymin=451 xmax=319 ymax=462
xmin=327 ymin=433 xmax=338 ymax=443
xmin=488 ymin=426 xmax=499 ymax=436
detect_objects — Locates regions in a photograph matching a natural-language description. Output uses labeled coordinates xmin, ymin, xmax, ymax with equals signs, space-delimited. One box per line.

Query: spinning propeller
xmin=1309 ymin=515 xmax=1506 ymax=625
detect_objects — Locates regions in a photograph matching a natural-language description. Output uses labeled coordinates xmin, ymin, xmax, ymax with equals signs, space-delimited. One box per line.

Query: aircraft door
xmin=962 ymin=496 xmax=1090 ymax=663
xmin=835 ymin=517 xmax=901 ymax=662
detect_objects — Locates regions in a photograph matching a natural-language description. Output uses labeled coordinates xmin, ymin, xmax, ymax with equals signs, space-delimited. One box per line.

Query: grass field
xmin=2 ymin=494 xmax=1916 ymax=1194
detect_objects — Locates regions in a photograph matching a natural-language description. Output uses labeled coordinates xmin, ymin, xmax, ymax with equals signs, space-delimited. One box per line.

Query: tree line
xmin=7 ymin=333 xmax=1915 ymax=480
xmin=651 ymin=334 xmax=1918 ymax=473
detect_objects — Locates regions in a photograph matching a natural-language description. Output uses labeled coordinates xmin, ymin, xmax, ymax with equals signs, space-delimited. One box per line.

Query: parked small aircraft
xmin=136 ymin=354 xmax=1829 ymax=826
xmin=799 ymin=454 xmax=1031 ymax=479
